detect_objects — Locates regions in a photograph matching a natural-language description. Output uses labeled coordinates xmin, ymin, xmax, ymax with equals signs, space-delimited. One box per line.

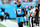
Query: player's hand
xmin=24 ymin=16 xmax=26 ymax=19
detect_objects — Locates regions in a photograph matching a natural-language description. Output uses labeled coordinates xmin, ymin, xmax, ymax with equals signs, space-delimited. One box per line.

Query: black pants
xmin=35 ymin=16 xmax=39 ymax=26
xmin=32 ymin=17 xmax=33 ymax=27
xmin=30 ymin=17 xmax=33 ymax=27
xmin=0 ymin=16 xmax=4 ymax=21
xmin=18 ymin=22 xmax=23 ymax=27
xmin=26 ymin=21 xmax=28 ymax=26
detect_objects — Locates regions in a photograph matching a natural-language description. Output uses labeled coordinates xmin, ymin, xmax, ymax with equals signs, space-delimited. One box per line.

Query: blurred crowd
xmin=1 ymin=0 xmax=38 ymax=4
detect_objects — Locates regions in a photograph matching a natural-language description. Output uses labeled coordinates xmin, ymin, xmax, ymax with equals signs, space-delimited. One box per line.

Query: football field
xmin=0 ymin=19 xmax=40 ymax=27
xmin=0 ymin=23 xmax=6 ymax=27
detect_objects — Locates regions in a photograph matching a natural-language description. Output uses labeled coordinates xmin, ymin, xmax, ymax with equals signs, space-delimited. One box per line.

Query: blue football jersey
xmin=16 ymin=5 xmax=24 ymax=15
xmin=26 ymin=8 xmax=29 ymax=13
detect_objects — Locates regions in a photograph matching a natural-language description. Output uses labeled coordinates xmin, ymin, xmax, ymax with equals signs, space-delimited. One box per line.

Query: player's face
xmin=26 ymin=7 xmax=29 ymax=8
xmin=29 ymin=7 xmax=32 ymax=10
xmin=35 ymin=7 xmax=38 ymax=9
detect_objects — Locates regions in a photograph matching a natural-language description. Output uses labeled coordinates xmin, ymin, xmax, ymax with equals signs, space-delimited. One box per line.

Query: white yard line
xmin=0 ymin=20 xmax=26 ymax=27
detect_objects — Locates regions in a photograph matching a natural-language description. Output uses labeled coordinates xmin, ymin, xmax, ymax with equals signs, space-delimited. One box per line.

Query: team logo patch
xmin=17 ymin=9 xmax=21 ymax=14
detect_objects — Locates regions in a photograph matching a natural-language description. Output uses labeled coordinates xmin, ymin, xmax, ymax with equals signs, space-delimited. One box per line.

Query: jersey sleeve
xmin=22 ymin=5 xmax=25 ymax=11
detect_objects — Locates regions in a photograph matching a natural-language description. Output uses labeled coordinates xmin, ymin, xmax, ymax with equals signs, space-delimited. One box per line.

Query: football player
xmin=15 ymin=2 xmax=26 ymax=27
xmin=26 ymin=6 xmax=29 ymax=27
xmin=0 ymin=8 xmax=5 ymax=21
xmin=29 ymin=6 xmax=34 ymax=27
xmin=33 ymin=6 xmax=39 ymax=26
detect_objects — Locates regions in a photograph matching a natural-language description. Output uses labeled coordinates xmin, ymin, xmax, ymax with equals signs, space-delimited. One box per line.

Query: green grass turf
xmin=0 ymin=23 xmax=6 ymax=27
xmin=12 ymin=19 xmax=35 ymax=27
xmin=24 ymin=21 xmax=35 ymax=27
xmin=12 ymin=19 xmax=17 ymax=22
